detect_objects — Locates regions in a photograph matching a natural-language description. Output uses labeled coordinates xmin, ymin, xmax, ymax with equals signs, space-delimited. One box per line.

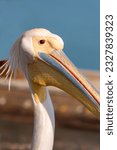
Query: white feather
xmin=32 ymin=88 xmax=55 ymax=150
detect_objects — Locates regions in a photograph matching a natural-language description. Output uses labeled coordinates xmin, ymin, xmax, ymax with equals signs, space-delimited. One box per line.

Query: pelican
xmin=0 ymin=28 xmax=100 ymax=150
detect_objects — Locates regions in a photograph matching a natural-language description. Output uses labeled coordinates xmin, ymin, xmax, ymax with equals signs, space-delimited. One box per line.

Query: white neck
xmin=32 ymin=88 xmax=55 ymax=150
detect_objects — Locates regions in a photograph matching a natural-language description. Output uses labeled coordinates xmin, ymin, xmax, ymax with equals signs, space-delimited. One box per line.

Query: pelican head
xmin=0 ymin=28 xmax=100 ymax=150
xmin=2 ymin=28 xmax=99 ymax=117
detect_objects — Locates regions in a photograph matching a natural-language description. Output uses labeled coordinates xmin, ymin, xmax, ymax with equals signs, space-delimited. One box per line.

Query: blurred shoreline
xmin=0 ymin=69 xmax=100 ymax=150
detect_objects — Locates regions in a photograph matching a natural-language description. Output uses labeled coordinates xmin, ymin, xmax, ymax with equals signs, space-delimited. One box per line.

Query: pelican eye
xmin=39 ymin=39 xmax=46 ymax=44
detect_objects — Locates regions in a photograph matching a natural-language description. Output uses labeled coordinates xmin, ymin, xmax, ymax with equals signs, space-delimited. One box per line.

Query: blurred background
xmin=0 ymin=0 xmax=100 ymax=150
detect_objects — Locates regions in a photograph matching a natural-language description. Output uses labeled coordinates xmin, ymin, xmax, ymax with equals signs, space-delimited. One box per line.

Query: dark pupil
xmin=40 ymin=40 xmax=45 ymax=44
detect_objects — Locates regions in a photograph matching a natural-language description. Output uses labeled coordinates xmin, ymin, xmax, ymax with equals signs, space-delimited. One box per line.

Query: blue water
xmin=0 ymin=0 xmax=99 ymax=70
